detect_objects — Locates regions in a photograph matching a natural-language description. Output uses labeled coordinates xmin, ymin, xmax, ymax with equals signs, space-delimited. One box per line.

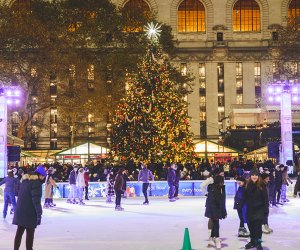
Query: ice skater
xmin=242 ymin=169 xmax=269 ymax=250
xmin=44 ymin=167 xmax=58 ymax=208
xmin=13 ymin=166 xmax=46 ymax=250
xmin=76 ymin=167 xmax=86 ymax=205
xmin=281 ymin=166 xmax=293 ymax=203
xmin=174 ymin=165 xmax=181 ymax=200
xmin=84 ymin=167 xmax=90 ymax=200
xmin=261 ymin=173 xmax=273 ymax=234
xmin=233 ymin=177 xmax=249 ymax=237
xmin=275 ymin=164 xmax=284 ymax=205
xmin=114 ymin=168 xmax=125 ymax=211
xmin=294 ymin=171 xmax=300 ymax=198
xmin=106 ymin=169 xmax=115 ymax=203
xmin=0 ymin=169 xmax=17 ymax=219
xmin=205 ymin=175 xmax=227 ymax=250
xmin=67 ymin=165 xmax=78 ymax=204
xmin=167 ymin=163 xmax=177 ymax=202
xmin=138 ymin=162 xmax=154 ymax=205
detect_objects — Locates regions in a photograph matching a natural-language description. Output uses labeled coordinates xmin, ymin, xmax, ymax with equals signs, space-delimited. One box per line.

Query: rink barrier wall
xmin=0 ymin=180 xmax=297 ymax=199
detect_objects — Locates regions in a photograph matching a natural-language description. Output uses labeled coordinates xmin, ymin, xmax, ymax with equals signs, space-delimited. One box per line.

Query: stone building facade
xmin=7 ymin=0 xmax=300 ymax=150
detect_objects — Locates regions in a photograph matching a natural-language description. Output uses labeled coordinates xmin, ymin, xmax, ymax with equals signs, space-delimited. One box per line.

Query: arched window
xmin=288 ymin=0 xmax=300 ymax=19
xmin=123 ymin=0 xmax=151 ymax=32
xmin=123 ymin=0 xmax=151 ymax=16
xmin=233 ymin=0 xmax=260 ymax=32
xmin=178 ymin=0 xmax=206 ymax=33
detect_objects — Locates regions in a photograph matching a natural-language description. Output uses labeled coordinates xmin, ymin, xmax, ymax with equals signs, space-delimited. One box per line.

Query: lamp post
xmin=0 ymin=87 xmax=21 ymax=178
xmin=267 ymin=81 xmax=300 ymax=173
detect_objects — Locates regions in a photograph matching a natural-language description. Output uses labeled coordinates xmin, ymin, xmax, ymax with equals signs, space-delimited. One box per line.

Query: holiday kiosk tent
xmin=53 ymin=142 xmax=109 ymax=164
xmin=194 ymin=140 xmax=240 ymax=163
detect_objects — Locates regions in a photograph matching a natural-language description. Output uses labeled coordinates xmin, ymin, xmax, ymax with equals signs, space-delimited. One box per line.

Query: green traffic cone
xmin=181 ymin=228 xmax=193 ymax=250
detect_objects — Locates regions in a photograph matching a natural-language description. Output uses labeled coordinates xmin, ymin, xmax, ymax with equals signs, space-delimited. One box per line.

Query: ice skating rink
xmin=0 ymin=197 xmax=299 ymax=250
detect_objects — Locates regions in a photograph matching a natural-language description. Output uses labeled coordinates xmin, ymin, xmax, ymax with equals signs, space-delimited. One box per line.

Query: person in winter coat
xmin=274 ymin=164 xmax=284 ymax=205
xmin=44 ymin=167 xmax=58 ymax=208
xmin=114 ymin=168 xmax=125 ymax=211
xmin=242 ymin=169 xmax=269 ymax=250
xmin=67 ymin=165 xmax=78 ymax=204
xmin=205 ymin=175 xmax=227 ymax=250
xmin=84 ymin=167 xmax=90 ymax=200
xmin=261 ymin=173 xmax=273 ymax=234
xmin=174 ymin=166 xmax=181 ymax=200
xmin=268 ymin=168 xmax=276 ymax=207
xmin=294 ymin=171 xmax=300 ymax=197
xmin=76 ymin=167 xmax=86 ymax=205
xmin=122 ymin=169 xmax=130 ymax=198
xmin=106 ymin=170 xmax=115 ymax=203
xmin=167 ymin=163 xmax=177 ymax=202
xmin=201 ymin=168 xmax=224 ymax=238
xmin=138 ymin=162 xmax=154 ymax=205
xmin=0 ymin=169 xmax=17 ymax=219
xmin=13 ymin=165 xmax=46 ymax=250
xmin=234 ymin=177 xmax=249 ymax=237
xmin=281 ymin=166 xmax=293 ymax=202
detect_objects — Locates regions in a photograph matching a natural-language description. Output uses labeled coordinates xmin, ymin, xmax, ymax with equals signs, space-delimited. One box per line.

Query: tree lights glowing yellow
xmin=111 ymin=23 xmax=195 ymax=163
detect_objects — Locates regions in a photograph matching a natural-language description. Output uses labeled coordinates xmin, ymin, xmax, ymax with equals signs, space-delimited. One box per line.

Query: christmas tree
xmin=111 ymin=23 xmax=195 ymax=163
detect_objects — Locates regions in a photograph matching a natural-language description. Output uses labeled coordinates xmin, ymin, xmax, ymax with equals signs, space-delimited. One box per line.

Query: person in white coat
xmin=76 ymin=168 xmax=85 ymax=205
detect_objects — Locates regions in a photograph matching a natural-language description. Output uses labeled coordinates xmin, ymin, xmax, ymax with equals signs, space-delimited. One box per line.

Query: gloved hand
xmin=37 ymin=217 xmax=41 ymax=226
xmin=57 ymin=186 xmax=59 ymax=190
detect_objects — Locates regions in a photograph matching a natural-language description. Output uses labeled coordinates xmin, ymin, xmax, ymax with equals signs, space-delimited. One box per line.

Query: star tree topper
xmin=145 ymin=22 xmax=162 ymax=42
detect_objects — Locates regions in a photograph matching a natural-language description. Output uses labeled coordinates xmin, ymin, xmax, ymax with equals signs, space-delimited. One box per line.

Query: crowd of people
xmin=1 ymin=158 xmax=300 ymax=249
xmin=199 ymin=161 xmax=300 ymax=250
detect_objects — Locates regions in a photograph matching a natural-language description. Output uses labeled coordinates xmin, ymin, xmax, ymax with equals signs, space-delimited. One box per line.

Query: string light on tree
xmin=111 ymin=22 xmax=195 ymax=163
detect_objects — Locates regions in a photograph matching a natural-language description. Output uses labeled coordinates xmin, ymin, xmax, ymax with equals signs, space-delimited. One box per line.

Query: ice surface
xmin=0 ymin=197 xmax=300 ymax=250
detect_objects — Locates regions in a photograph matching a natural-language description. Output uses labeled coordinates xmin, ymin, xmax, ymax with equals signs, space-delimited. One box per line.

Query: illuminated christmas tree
xmin=111 ymin=23 xmax=195 ymax=163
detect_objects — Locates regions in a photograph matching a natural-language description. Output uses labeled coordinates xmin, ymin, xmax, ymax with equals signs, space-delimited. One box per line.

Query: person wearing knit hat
xmin=243 ymin=167 xmax=268 ymax=250
xmin=234 ymin=176 xmax=250 ymax=238
xmin=250 ymin=169 xmax=260 ymax=176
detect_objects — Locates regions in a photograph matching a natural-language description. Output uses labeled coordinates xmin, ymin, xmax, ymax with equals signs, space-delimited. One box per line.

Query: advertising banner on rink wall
xmin=0 ymin=180 xmax=296 ymax=200
xmin=49 ymin=180 xmax=239 ymax=199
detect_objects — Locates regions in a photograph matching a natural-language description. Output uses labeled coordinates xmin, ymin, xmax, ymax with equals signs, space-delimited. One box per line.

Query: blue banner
xmin=52 ymin=180 xmax=238 ymax=198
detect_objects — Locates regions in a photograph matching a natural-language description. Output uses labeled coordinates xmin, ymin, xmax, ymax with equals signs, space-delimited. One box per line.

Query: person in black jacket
xmin=205 ymin=175 xmax=227 ymax=250
xmin=243 ymin=169 xmax=269 ymax=250
xmin=233 ymin=177 xmax=249 ymax=237
xmin=275 ymin=164 xmax=284 ymax=205
xmin=294 ymin=171 xmax=300 ymax=197
xmin=13 ymin=166 xmax=46 ymax=250
xmin=114 ymin=168 xmax=125 ymax=211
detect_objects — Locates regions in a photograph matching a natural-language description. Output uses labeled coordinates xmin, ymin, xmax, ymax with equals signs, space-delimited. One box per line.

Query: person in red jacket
xmin=84 ymin=167 xmax=90 ymax=200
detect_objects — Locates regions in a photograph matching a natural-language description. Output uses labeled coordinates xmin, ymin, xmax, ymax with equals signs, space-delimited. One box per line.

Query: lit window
xmin=87 ymin=64 xmax=94 ymax=81
xmin=69 ymin=64 xmax=76 ymax=78
xmin=181 ymin=63 xmax=187 ymax=76
xmin=288 ymin=0 xmax=300 ymax=19
xmin=237 ymin=94 xmax=243 ymax=104
xmin=233 ymin=0 xmax=260 ymax=32
xmin=178 ymin=0 xmax=206 ymax=32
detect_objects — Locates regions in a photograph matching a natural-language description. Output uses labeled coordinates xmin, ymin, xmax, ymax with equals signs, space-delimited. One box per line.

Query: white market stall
xmin=194 ymin=140 xmax=240 ymax=163
xmin=54 ymin=142 xmax=110 ymax=165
